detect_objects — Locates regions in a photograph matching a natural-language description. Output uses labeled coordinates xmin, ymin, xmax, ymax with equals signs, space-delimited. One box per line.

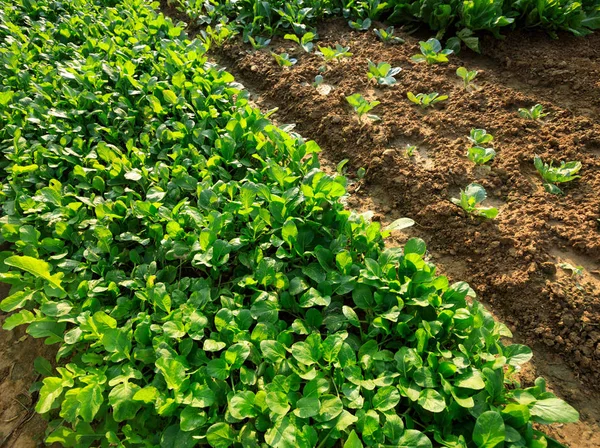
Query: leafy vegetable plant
xmin=467 ymin=146 xmax=496 ymax=165
xmin=284 ymin=32 xmax=317 ymax=52
xmin=451 ymin=183 xmax=499 ymax=218
xmin=407 ymin=92 xmax=448 ymax=108
xmin=468 ymin=128 xmax=494 ymax=145
xmin=534 ymin=156 xmax=582 ymax=194
xmin=411 ymin=38 xmax=453 ymax=64
xmin=406 ymin=144 xmax=417 ymax=156
xmin=271 ymin=52 xmax=297 ymax=66
xmin=318 ymin=44 xmax=353 ymax=62
xmin=348 ymin=17 xmax=371 ymax=30
xmin=374 ymin=26 xmax=404 ymax=44
xmin=346 ymin=93 xmax=380 ymax=120
xmin=367 ymin=60 xmax=402 ymax=85
xmin=456 ymin=66 xmax=478 ymax=90
xmin=312 ymin=74 xmax=324 ymax=87
xmin=248 ymin=35 xmax=272 ymax=49
xmin=519 ymin=104 xmax=549 ymax=120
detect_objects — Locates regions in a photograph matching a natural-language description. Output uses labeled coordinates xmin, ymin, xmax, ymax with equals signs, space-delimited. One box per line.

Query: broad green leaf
xmin=530 ymin=398 xmax=579 ymax=424
xmin=473 ymin=411 xmax=505 ymax=447
xmin=344 ymin=430 xmax=363 ymax=448
xmin=206 ymin=423 xmax=235 ymax=448
xmin=397 ymin=429 xmax=432 ymax=448
xmin=4 ymin=256 xmax=65 ymax=293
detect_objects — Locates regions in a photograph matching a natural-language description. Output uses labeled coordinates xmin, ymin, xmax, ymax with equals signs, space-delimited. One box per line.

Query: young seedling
xmin=271 ymin=52 xmax=297 ymax=67
xmin=405 ymin=145 xmax=417 ymax=157
xmin=374 ymin=26 xmax=404 ymax=44
xmin=519 ymin=104 xmax=548 ymax=120
xmin=367 ymin=60 xmax=402 ymax=86
xmin=467 ymin=146 xmax=496 ymax=165
xmin=468 ymin=128 xmax=493 ymax=146
xmin=312 ymin=75 xmax=324 ymax=87
xmin=318 ymin=44 xmax=352 ymax=63
xmin=284 ymin=32 xmax=316 ymax=53
xmin=346 ymin=93 xmax=380 ymax=121
xmin=411 ymin=38 xmax=453 ymax=64
xmin=407 ymin=92 xmax=448 ymax=108
xmin=451 ymin=183 xmax=499 ymax=218
xmin=559 ymin=262 xmax=584 ymax=278
xmin=201 ymin=23 xmax=237 ymax=47
xmin=248 ymin=35 xmax=271 ymax=49
xmin=534 ymin=156 xmax=581 ymax=194
xmin=348 ymin=17 xmax=371 ymax=30
xmin=456 ymin=66 xmax=478 ymax=90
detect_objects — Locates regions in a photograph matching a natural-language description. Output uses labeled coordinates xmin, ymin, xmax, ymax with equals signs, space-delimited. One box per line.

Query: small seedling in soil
xmin=337 ymin=158 xmax=349 ymax=174
xmin=411 ymin=38 xmax=453 ymax=64
xmin=451 ymin=183 xmax=499 ymax=218
xmin=284 ymin=32 xmax=317 ymax=53
xmin=318 ymin=44 xmax=352 ymax=63
xmin=357 ymin=167 xmax=366 ymax=180
xmin=407 ymin=92 xmax=448 ymax=108
xmin=374 ymin=26 xmax=404 ymax=44
xmin=534 ymin=156 xmax=581 ymax=194
xmin=559 ymin=262 xmax=584 ymax=277
xmin=456 ymin=66 xmax=478 ymax=90
xmin=346 ymin=93 xmax=380 ymax=121
xmin=348 ymin=17 xmax=371 ymax=30
xmin=201 ymin=23 xmax=237 ymax=47
xmin=312 ymin=75 xmax=324 ymax=87
xmin=468 ymin=128 xmax=493 ymax=145
xmin=467 ymin=146 xmax=496 ymax=165
xmin=367 ymin=60 xmax=402 ymax=86
xmin=519 ymin=104 xmax=548 ymax=120
xmin=248 ymin=35 xmax=271 ymax=49
xmin=405 ymin=145 xmax=417 ymax=157
xmin=271 ymin=52 xmax=297 ymax=67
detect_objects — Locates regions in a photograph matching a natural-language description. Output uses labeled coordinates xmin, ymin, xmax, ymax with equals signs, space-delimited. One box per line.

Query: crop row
xmin=0 ymin=0 xmax=579 ymax=447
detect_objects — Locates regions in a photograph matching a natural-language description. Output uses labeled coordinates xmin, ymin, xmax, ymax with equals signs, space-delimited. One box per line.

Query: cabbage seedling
xmin=451 ymin=183 xmax=498 ymax=218
xmin=284 ymin=32 xmax=316 ymax=53
xmin=411 ymin=38 xmax=453 ymax=64
xmin=467 ymin=146 xmax=496 ymax=165
xmin=374 ymin=26 xmax=404 ymax=44
xmin=405 ymin=145 xmax=417 ymax=157
xmin=318 ymin=44 xmax=352 ymax=62
xmin=534 ymin=156 xmax=581 ymax=194
xmin=407 ymin=92 xmax=448 ymax=108
xmin=519 ymin=104 xmax=548 ymax=120
xmin=367 ymin=60 xmax=402 ymax=86
xmin=468 ymin=128 xmax=493 ymax=145
xmin=346 ymin=93 xmax=380 ymax=121
xmin=248 ymin=35 xmax=271 ymax=49
xmin=456 ymin=67 xmax=478 ymax=90
xmin=312 ymin=75 xmax=324 ymax=87
xmin=348 ymin=17 xmax=371 ymax=30
xmin=271 ymin=52 xmax=297 ymax=67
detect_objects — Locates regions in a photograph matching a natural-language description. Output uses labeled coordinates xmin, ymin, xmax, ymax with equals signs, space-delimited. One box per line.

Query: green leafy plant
xmin=318 ymin=44 xmax=352 ymax=62
xmin=467 ymin=146 xmax=496 ymax=165
xmin=201 ymin=22 xmax=237 ymax=47
xmin=312 ymin=74 xmax=324 ymax=87
xmin=271 ymin=52 xmax=297 ymax=67
xmin=451 ymin=183 xmax=499 ymax=218
xmin=456 ymin=66 xmax=478 ymax=90
xmin=405 ymin=144 xmax=417 ymax=156
xmin=348 ymin=17 xmax=372 ymax=30
xmin=374 ymin=26 xmax=404 ymax=44
xmin=534 ymin=156 xmax=582 ymax=194
xmin=248 ymin=35 xmax=272 ymax=49
xmin=559 ymin=262 xmax=584 ymax=277
xmin=407 ymin=91 xmax=448 ymax=108
xmin=468 ymin=128 xmax=494 ymax=146
xmin=284 ymin=31 xmax=317 ymax=52
xmin=411 ymin=38 xmax=453 ymax=64
xmin=367 ymin=60 xmax=402 ymax=85
xmin=519 ymin=104 xmax=549 ymax=120
xmin=346 ymin=93 xmax=380 ymax=121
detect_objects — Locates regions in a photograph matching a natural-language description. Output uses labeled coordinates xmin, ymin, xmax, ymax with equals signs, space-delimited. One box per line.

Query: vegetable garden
xmin=1 ymin=0 xmax=599 ymax=447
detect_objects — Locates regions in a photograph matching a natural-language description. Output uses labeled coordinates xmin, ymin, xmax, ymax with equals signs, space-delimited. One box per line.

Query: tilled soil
xmin=208 ymin=19 xmax=600 ymax=446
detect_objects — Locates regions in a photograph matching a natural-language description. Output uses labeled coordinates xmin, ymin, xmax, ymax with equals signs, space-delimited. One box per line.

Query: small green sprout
xmin=411 ymin=38 xmax=453 ymax=64
xmin=534 ymin=156 xmax=581 ymax=194
xmin=451 ymin=183 xmax=499 ymax=219
xmin=248 ymin=35 xmax=271 ymax=49
xmin=456 ymin=67 xmax=478 ymax=90
xmin=559 ymin=262 xmax=584 ymax=277
xmin=318 ymin=44 xmax=352 ymax=63
xmin=271 ymin=52 xmax=297 ymax=67
xmin=201 ymin=23 xmax=237 ymax=47
xmin=468 ymin=128 xmax=493 ymax=146
xmin=357 ymin=166 xmax=366 ymax=180
xmin=467 ymin=146 xmax=496 ymax=165
xmin=367 ymin=60 xmax=402 ymax=86
xmin=348 ymin=17 xmax=371 ymax=30
xmin=346 ymin=93 xmax=380 ymax=121
xmin=284 ymin=32 xmax=317 ymax=53
xmin=405 ymin=145 xmax=417 ymax=157
xmin=312 ymin=75 xmax=324 ymax=87
xmin=407 ymin=92 xmax=448 ymax=108
xmin=374 ymin=26 xmax=404 ymax=44
xmin=519 ymin=104 xmax=548 ymax=120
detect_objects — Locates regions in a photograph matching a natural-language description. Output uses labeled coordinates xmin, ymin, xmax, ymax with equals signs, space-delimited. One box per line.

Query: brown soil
xmin=207 ymin=19 xmax=600 ymax=447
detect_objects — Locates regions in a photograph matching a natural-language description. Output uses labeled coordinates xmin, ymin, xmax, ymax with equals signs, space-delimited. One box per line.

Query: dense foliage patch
xmin=0 ymin=0 xmax=580 ymax=446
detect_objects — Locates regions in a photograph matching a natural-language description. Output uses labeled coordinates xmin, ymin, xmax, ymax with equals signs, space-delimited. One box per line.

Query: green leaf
xmin=266 ymin=391 xmax=290 ymax=415
xmin=404 ymin=238 xmax=426 ymax=255
xmin=108 ymin=382 xmax=141 ymax=422
xmin=372 ymin=386 xmax=400 ymax=411
xmin=4 ymin=256 xmax=65 ymax=293
xmin=530 ymin=398 xmax=579 ymax=424
xmin=2 ymin=309 xmax=35 ymax=330
xmin=229 ymin=391 xmax=257 ymax=419
xmin=418 ymin=389 xmax=446 ymax=413
xmin=294 ymin=396 xmax=320 ymax=418
xmin=397 ymin=429 xmax=432 ymax=448
xmin=77 ymin=384 xmax=103 ymax=422
xmin=36 ymin=377 xmax=63 ymax=413
xmin=473 ymin=411 xmax=505 ymax=447
xmin=314 ymin=394 xmax=343 ymax=422
xmin=161 ymin=424 xmax=196 ymax=448
xmin=0 ymin=289 xmax=35 ymax=312
xmin=156 ymin=357 xmax=186 ymax=390
xmin=206 ymin=423 xmax=235 ymax=448
xmin=180 ymin=407 xmax=207 ymax=431
xmin=344 ymin=430 xmax=363 ymax=448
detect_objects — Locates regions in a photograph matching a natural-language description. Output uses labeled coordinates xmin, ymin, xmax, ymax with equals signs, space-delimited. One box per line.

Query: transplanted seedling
xmin=271 ymin=52 xmax=297 ymax=67
xmin=248 ymin=35 xmax=271 ymax=49
xmin=519 ymin=104 xmax=548 ymax=120
xmin=348 ymin=17 xmax=371 ymax=30
xmin=534 ymin=156 xmax=581 ymax=194
xmin=405 ymin=144 xmax=417 ymax=157
xmin=456 ymin=66 xmax=478 ymax=90
xmin=374 ymin=26 xmax=404 ymax=44
xmin=407 ymin=92 xmax=448 ymax=108
xmin=411 ymin=38 xmax=453 ymax=64
xmin=284 ymin=32 xmax=317 ymax=53
xmin=451 ymin=183 xmax=499 ymax=218
xmin=467 ymin=146 xmax=496 ymax=165
xmin=346 ymin=93 xmax=380 ymax=121
xmin=468 ymin=128 xmax=493 ymax=146
xmin=318 ymin=44 xmax=352 ymax=63
xmin=312 ymin=75 xmax=324 ymax=87
xmin=367 ymin=60 xmax=402 ymax=86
